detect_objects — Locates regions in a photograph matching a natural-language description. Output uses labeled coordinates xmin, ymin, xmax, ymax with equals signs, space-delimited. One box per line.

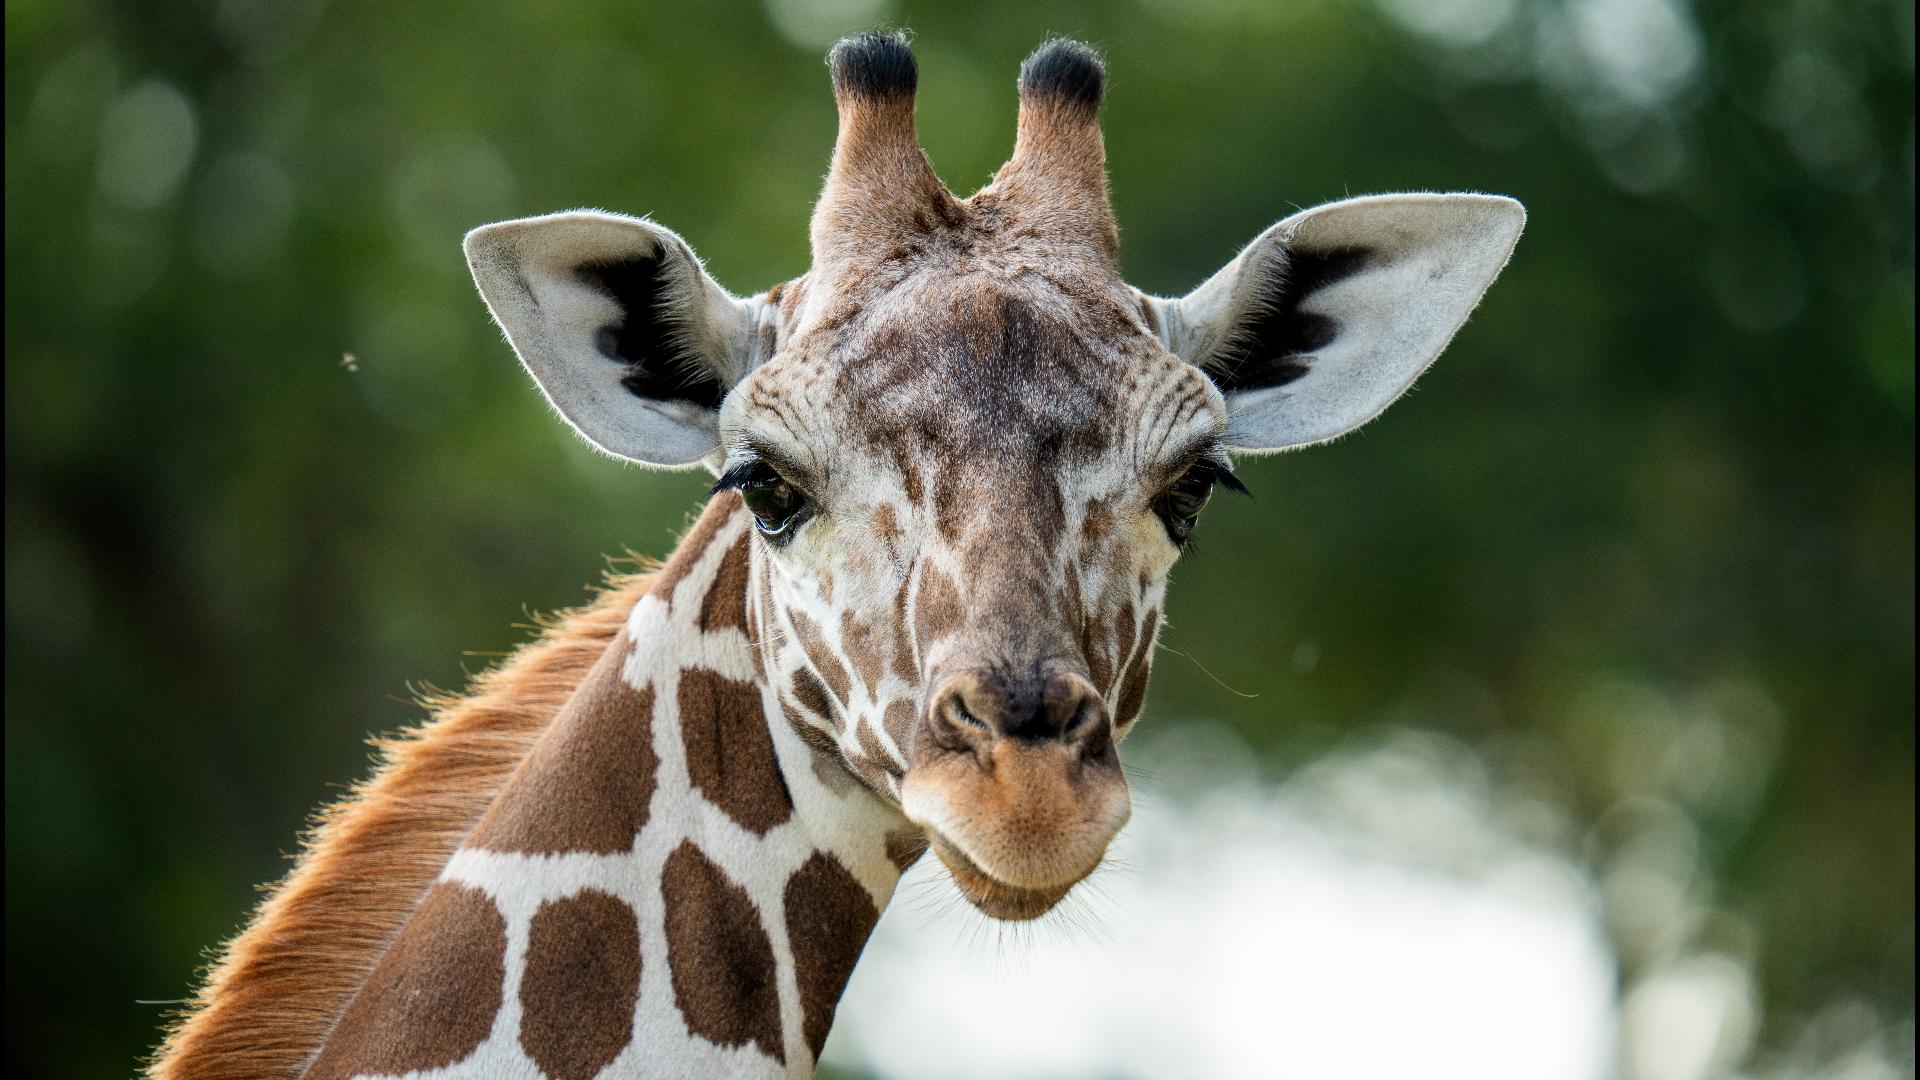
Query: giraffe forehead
xmin=737 ymin=276 xmax=1220 ymax=490
xmin=839 ymin=285 xmax=1119 ymax=433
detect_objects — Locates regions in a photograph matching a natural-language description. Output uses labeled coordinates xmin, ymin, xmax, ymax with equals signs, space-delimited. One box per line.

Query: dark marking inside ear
xmin=828 ymin=30 xmax=917 ymax=101
xmin=1206 ymin=246 xmax=1374 ymax=394
xmin=1018 ymin=38 xmax=1105 ymax=113
xmin=576 ymin=256 xmax=725 ymax=409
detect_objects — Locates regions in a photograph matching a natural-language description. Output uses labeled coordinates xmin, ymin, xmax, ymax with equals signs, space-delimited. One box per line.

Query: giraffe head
xmin=464 ymin=33 xmax=1523 ymax=920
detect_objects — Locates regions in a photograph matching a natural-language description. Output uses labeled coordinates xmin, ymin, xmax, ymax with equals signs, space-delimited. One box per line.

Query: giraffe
xmin=150 ymin=32 xmax=1524 ymax=1080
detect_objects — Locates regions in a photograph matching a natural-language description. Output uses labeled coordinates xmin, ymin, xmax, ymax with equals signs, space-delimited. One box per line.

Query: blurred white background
xmin=824 ymin=722 xmax=1910 ymax=1080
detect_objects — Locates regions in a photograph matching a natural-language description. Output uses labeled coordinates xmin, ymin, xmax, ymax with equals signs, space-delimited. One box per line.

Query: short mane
xmin=146 ymin=565 xmax=656 ymax=1079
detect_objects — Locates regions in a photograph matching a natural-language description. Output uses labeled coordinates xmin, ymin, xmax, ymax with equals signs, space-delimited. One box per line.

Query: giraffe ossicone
xmin=151 ymin=31 xmax=1524 ymax=1080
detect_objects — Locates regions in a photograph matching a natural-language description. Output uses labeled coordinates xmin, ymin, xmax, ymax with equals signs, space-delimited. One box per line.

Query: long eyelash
xmin=710 ymin=460 xmax=766 ymax=495
xmin=1182 ymin=456 xmax=1251 ymax=498
xmin=1167 ymin=433 xmax=1252 ymax=499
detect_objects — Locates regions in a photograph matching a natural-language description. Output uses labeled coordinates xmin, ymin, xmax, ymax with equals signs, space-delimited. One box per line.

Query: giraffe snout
xmin=901 ymin=662 xmax=1129 ymax=921
xmin=927 ymin=668 xmax=1108 ymax=749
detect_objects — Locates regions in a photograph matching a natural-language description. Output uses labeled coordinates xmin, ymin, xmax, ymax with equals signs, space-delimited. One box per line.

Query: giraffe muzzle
xmin=899 ymin=666 xmax=1131 ymax=920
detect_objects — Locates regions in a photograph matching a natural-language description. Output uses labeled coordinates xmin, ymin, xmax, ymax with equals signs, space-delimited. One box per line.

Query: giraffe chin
xmin=926 ymin=833 xmax=1081 ymax=921
xmin=899 ymin=751 xmax=1130 ymax=922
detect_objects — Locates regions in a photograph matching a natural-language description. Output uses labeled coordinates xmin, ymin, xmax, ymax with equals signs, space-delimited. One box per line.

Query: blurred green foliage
xmin=4 ymin=0 xmax=1911 ymax=1075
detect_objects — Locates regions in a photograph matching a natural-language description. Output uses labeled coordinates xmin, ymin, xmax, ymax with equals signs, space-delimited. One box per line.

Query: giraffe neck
xmin=306 ymin=497 xmax=914 ymax=1079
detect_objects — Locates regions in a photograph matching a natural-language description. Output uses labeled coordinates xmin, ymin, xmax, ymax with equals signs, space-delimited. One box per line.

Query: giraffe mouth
xmin=899 ymin=732 xmax=1131 ymax=921
xmin=923 ymin=830 xmax=1083 ymax=921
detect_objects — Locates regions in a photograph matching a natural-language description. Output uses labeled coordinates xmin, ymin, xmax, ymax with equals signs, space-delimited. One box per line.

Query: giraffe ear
xmin=1148 ymin=193 xmax=1524 ymax=452
xmin=464 ymin=210 xmax=763 ymax=468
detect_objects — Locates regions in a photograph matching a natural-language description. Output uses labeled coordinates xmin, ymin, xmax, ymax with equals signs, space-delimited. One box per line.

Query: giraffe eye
xmin=716 ymin=460 xmax=814 ymax=542
xmin=1154 ymin=462 xmax=1246 ymax=545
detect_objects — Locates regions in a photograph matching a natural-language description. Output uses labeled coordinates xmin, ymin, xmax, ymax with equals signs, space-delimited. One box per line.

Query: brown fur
xmin=661 ymin=840 xmax=786 ymax=1063
xmin=784 ymin=852 xmax=881 ymax=1056
xmin=519 ymin=889 xmax=642 ymax=1079
xmin=305 ymin=882 xmax=508 ymax=1079
xmin=146 ymin=568 xmax=655 ymax=1080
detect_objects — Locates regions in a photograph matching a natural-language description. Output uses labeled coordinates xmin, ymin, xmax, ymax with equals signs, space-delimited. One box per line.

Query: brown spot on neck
xmin=304 ymin=883 xmax=505 ymax=1079
xmin=468 ymin=645 xmax=658 ymax=855
xmin=697 ymin=533 xmax=752 ymax=635
xmin=662 ymin=842 xmax=785 ymax=1064
xmin=679 ymin=668 xmax=793 ymax=836
xmin=784 ymin=853 xmax=881 ymax=1058
xmin=518 ymin=890 xmax=640 ymax=1079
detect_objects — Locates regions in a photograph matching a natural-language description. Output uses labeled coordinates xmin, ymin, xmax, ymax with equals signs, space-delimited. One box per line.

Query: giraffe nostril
xmin=931 ymin=669 xmax=1104 ymax=745
xmin=1060 ymin=697 xmax=1098 ymax=737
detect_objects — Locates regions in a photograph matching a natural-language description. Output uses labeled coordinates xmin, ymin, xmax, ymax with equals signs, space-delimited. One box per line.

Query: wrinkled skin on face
xmin=725 ymin=256 xmax=1227 ymax=918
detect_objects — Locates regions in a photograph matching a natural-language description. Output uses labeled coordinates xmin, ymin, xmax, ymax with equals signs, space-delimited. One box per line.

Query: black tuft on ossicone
xmin=828 ymin=30 xmax=917 ymax=101
xmin=1018 ymin=38 xmax=1105 ymax=113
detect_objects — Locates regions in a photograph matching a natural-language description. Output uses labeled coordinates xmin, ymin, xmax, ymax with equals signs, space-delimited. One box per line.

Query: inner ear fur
xmin=575 ymin=255 xmax=725 ymax=409
xmin=464 ymin=210 xmax=760 ymax=468
xmin=1202 ymin=245 xmax=1377 ymax=395
xmin=1149 ymin=192 xmax=1525 ymax=453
